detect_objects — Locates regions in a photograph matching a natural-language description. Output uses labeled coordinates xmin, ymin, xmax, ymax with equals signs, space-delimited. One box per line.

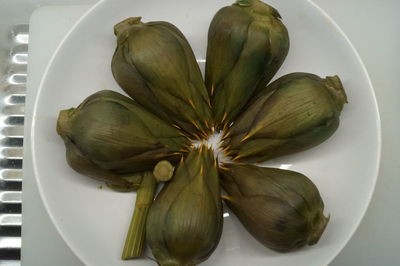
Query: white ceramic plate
xmin=32 ymin=0 xmax=380 ymax=265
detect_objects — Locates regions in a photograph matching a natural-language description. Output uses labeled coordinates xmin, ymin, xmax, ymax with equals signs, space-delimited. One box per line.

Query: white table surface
xmin=21 ymin=1 xmax=400 ymax=265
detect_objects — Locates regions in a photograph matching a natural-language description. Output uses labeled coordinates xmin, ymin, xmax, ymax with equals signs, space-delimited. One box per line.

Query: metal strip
xmin=0 ymin=214 xmax=21 ymax=227
xmin=0 ymin=23 xmax=27 ymax=263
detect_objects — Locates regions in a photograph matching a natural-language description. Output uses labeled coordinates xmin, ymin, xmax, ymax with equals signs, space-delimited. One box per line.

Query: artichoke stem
xmin=153 ymin=160 xmax=174 ymax=182
xmin=122 ymin=172 xmax=157 ymax=260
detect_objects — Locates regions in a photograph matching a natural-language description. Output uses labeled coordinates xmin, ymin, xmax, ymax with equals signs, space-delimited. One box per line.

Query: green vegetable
xmin=112 ymin=17 xmax=212 ymax=139
xmin=205 ymin=0 xmax=289 ymax=129
xmin=56 ymin=90 xmax=189 ymax=188
xmin=146 ymin=146 xmax=223 ymax=266
xmin=223 ymin=72 xmax=347 ymax=162
xmin=220 ymin=163 xmax=329 ymax=252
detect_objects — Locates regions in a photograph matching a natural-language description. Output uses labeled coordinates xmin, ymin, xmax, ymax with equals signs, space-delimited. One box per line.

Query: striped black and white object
xmin=0 ymin=23 xmax=28 ymax=264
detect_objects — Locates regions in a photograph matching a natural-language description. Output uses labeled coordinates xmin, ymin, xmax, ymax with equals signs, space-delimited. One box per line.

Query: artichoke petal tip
xmin=308 ymin=213 xmax=330 ymax=246
xmin=113 ymin=17 xmax=142 ymax=36
xmin=325 ymin=75 xmax=348 ymax=109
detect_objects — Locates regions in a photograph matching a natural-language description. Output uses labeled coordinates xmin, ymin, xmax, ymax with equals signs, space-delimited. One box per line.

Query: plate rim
xmin=30 ymin=0 xmax=382 ymax=265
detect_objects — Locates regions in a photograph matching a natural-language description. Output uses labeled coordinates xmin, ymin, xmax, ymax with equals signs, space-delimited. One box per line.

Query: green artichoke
xmin=56 ymin=90 xmax=190 ymax=188
xmin=205 ymin=0 xmax=289 ymax=129
xmin=220 ymin=163 xmax=329 ymax=252
xmin=223 ymin=72 xmax=347 ymax=162
xmin=146 ymin=146 xmax=223 ymax=266
xmin=112 ymin=17 xmax=212 ymax=139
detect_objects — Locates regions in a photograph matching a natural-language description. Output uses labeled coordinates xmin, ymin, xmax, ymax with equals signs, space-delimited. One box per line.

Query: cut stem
xmin=153 ymin=160 xmax=174 ymax=182
xmin=122 ymin=172 xmax=157 ymax=259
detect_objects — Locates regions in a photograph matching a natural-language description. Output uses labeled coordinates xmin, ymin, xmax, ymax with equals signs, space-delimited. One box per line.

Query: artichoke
xmin=220 ymin=163 xmax=329 ymax=252
xmin=223 ymin=72 xmax=347 ymax=163
xmin=146 ymin=146 xmax=223 ymax=266
xmin=56 ymin=90 xmax=190 ymax=187
xmin=205 ymin=0 xmax=289 ymax=129
xmin=112 ymin=17 xmax=212 ymax=139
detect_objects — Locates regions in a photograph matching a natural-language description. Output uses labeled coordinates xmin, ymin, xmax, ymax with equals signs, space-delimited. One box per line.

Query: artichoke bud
xmin=220 ymin=163 xmax=329 ymax=252
xmin=146 ymin=146 xmax=223 ymax=266
xmin=112 ymin=17 xmax=212 ymax=139
xmin=205 ymin=0 xmax=289 ymax=129
xmin=223 ymin=72 xmax=347 ymax=162
xmin=56 ymin=90 xmax=189 ymax=182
